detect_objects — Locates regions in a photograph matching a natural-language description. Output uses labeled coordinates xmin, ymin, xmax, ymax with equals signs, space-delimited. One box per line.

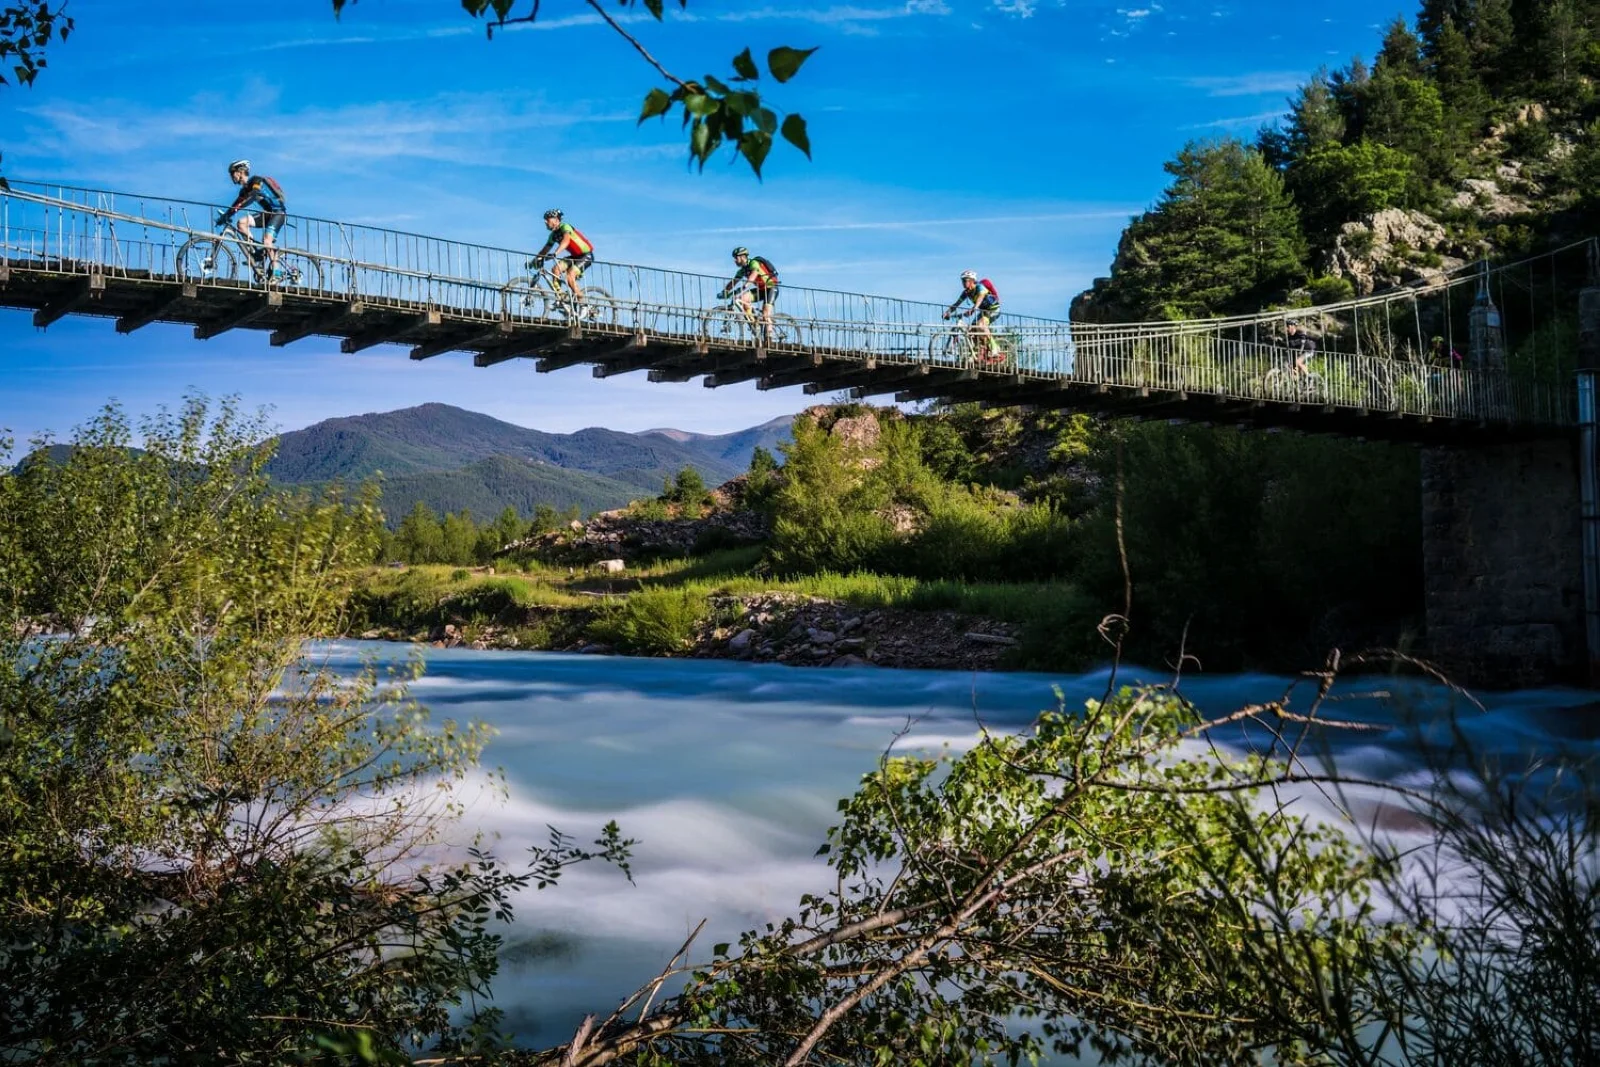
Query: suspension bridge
xmin=0 ymin=181 xmax=1587 ymax=444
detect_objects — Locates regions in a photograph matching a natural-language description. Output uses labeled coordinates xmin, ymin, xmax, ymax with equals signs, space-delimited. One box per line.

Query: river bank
xmin=350 ymin=586 xmax=1026 ymax=672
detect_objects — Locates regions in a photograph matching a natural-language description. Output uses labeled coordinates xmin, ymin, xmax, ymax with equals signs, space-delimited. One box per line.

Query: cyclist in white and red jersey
xmin=944 ymin=270 xmax=1003 ymax=363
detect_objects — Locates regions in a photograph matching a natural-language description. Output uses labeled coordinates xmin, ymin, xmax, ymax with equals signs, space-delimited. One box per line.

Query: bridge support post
xmin=1577 ymin=281 xmax=1600 ymax=683
xmin=1421 ymin=437 xmax=1584 ymax=687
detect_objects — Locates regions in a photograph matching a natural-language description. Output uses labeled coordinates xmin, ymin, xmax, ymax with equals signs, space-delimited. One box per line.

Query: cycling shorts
xmin=243 ymin=210 xmax=286 ymax=239
xmin=975 ymin=304 xmax=999 ymax=326
xmin=559 ymin=252 xmax=594 ymax=279
xmin=754 ymin=283 xmax=778 ymax=307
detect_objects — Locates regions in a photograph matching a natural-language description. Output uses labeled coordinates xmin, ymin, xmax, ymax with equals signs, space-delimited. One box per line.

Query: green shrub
xmin=588 ymin=588 xmax=709 ymax=655
xmin=1307 ymin=275 xmax=1355 ymax=305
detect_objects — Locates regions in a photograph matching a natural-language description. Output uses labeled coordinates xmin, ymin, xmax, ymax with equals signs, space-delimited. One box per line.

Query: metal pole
xmin=1580 ymin=368 xmax=1600 ymax=683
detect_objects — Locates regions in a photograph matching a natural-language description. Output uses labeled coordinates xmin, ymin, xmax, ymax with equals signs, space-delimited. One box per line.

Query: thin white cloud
xmin=1182 ymin=110 xmax=1284 ymax=130
xmin=1182 ymin=71 xmax=1304 ymax=97
xmin=661 ymin=210 xmax=1141 ymax=236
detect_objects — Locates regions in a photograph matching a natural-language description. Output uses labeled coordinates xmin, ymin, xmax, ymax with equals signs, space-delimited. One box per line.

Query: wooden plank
xmin=410 ymin=321 xmax=512 ymax=361
xmin=269 ymin=301 xmax=365 ymax=347
xmin=340 ymin=310 xmax=440 ymax=354
xmin=33 ymin=275 xmax=104 ymax=329
xmin=116 ymin=284 xmax=198 ymax=334
xmin=193 ymin=291 xmax=283 ymax=341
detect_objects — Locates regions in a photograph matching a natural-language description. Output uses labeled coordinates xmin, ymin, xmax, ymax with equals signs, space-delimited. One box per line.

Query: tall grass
xmin=587 ymin=588 xmax=711 ymax=655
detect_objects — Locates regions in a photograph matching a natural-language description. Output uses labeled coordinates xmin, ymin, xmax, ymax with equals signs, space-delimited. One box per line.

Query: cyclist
xmin=1284 ymin=321 xmax=1317 ymax=374
xmin=1429 ymin=335 xmax=1463 ymax=369
xmin=719 ymin=247 xmax=779 ymax=340
xmin=218 ymin=159 xmax=287 ymax=279
xmin=943 ymin=270 xmax=1002 ymax=362
xmin=528 ymin=209 xmax=594 ymax=305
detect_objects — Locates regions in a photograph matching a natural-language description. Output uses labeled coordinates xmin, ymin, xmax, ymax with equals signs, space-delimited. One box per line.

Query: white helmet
xmin=228 ymin=159 xmax=250 ymax=175
xmin=960 ymin=269 xmax=977 ymax=281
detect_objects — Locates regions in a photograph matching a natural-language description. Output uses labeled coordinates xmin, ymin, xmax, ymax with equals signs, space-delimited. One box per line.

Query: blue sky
xmin=2 ymin=0 xmax=1407 ymax=442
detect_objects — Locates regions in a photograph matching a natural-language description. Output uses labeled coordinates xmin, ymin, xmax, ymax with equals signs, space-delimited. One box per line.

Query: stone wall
xmin=1421 ymin=437 xmax=1584 ymax=687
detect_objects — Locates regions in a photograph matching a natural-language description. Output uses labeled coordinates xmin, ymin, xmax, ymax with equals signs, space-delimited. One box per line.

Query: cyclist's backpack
xmin=752 ymin=255 xmax=778 ymax=282
xmin=261 ymin=175 xmax=287 ymax=207
xmin=980 ymin=278 xmax=999 ymax=302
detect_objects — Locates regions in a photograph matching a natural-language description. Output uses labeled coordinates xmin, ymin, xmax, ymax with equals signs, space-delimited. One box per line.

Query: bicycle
xmin=1258 ymin=362 xmax=1327 ymax=403
xmin=701 ymin=283 xmax=800 ymax=347
xmin=929 ymin=312 xmax=1012 ymax=369
xmin=175 ymin=217 xmax=323 ymax=289
xmin=500 ymin=258 xmax=615 ymax=325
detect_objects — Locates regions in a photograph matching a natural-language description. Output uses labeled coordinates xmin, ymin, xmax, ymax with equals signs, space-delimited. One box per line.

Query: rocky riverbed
xmin=357 ymin=590 xmax=1023 ymax=673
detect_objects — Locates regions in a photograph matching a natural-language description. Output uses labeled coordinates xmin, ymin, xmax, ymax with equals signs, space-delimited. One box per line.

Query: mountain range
xmin=266 ymin=403 xmax=792 ymax=524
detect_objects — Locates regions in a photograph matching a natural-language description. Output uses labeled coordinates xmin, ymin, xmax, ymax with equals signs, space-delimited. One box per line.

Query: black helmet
xmin=543 ymin=208 xmax=563 ymax=221
xmin=732 ymin=246 xmax=749 ymax=258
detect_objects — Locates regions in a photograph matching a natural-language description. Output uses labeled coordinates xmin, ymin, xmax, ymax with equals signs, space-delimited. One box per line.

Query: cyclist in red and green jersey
xmin=529 ymin=208 xmax=594 ymax=303
xmin=720 ymin=246 xmax=780 ymax=339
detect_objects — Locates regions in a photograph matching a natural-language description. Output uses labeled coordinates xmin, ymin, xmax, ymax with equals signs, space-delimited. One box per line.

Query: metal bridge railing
xmin=0 ymin=180 xmax=1576 ymax=429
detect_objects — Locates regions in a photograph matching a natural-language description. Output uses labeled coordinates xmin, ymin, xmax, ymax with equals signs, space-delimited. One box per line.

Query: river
xmin=317 ymin=641 xmax=1600 ymax=1053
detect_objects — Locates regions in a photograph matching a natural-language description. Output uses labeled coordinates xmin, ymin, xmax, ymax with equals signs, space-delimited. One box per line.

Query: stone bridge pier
xmin=1420 ymin=285 xmax=1600 ymax=687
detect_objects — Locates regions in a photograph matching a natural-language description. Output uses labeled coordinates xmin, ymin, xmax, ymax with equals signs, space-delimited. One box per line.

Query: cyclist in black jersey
xmin=219 ymin=159 xmax=288 ymax=278
xmin=1284 ymin=321 xmax=1316 ymax=374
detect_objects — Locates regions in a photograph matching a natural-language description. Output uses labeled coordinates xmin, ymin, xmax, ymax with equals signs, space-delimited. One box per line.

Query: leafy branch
xmin=349 ymin=0 xmax=819 ymax=178
xmin=0 ymin=0 xmax=73 ymax=88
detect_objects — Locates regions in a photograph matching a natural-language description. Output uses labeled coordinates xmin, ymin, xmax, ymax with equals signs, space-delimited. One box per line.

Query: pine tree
xmin=1096 ymin=140 xmax=1306 ymax=319
xmin=1417 ymin=0 xmax=1470 ymax=56
xmin=1536 ymin=0 xmax=1591 ymax=107
xmin=1376 ymin=16 xmax=1425 ymax=77
xmin=1363 ymin=69 xmax=1452 ymax=179
xmin=1330 ymin=57 xmax=1372 ymax=138
xmin=1285 ymin=70 xmax=1347 ymax=156
xmin=1469 ymin=0 xmax=1517 ymax=91
xmin=1431 ymin=15 xmax=1490 ymax=141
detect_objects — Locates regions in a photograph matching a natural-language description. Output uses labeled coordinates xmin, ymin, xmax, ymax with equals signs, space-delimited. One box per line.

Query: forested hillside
xmin=1076 ymin=0 xmax=1600 ymax=322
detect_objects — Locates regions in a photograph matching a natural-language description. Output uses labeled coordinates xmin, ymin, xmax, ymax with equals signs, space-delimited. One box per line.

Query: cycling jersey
xmin=949 ymin=278 xmax=999 ymax=313
xmin=224 ymin=175 xmax=286 ymax=219
xmin=732 ymin=255 xmax=779 ymax=291
xmin=541 ymin=221 xmax=594 ymax=258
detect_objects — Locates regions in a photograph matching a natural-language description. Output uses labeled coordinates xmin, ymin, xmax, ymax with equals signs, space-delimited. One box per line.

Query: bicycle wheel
xmin=928 ymin=329 xmax=968 ymax=365
xmin=501 ymin=276 xmax=559 ymax=321
xmin=176 ymin=236 xmax=238 ymax=283
xmin=702 ymin=307 xmax=752 ymax=346
xmin=271 ymin=251 xmax=324 ymax=291
xmin=1260 ymin=367 xmax=1292 ymax=399
xmin=577 ymin=286 xmax=616 ymax=327
xmin=766 ymin=312 xmax=802 ymax=347
xmin=1301 ymin=372 xmax=1327 ymax=403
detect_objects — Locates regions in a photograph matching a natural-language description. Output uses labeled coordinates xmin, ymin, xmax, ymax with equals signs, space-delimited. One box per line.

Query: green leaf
xmin=638 ymin=88 xmax=672 ymax=124
xmin=740 ymin=131 xmax=773 ymax=178
xmin=690 ymin=119 xmax=711 ymax=167
xmin=683 ymin=93 xmax=716 ymax=116
xmin=712 ymin=942 xmax=730 ymax=956
xmin=644 ymin=0 xmax=664 ymax=19
xmin=767 ymin=45 xmax=818 ymax=83
xmin=755 ymin=107 xmax=778 ymax=135
xmin=724 ymin=91 xmax=758 ymax=117
xmin=492 ymin=0 xmax=516 ymax=18
xmin=732 ymin=47 xmax=759 ymax=81
xmin=780 ymin=113 xmax=812 ymax=159
xmin=703 ymin=74 xmax=730 ymax=95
